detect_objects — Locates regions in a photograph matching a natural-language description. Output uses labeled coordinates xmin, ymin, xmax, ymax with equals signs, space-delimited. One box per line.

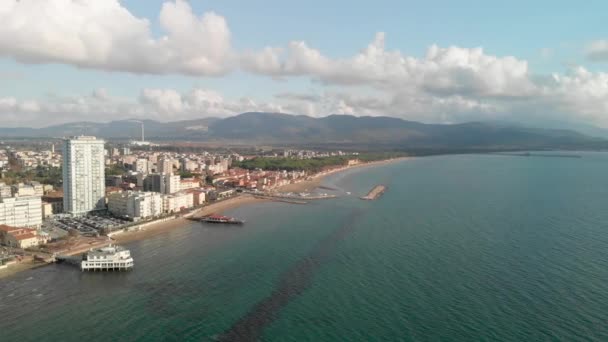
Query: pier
xmin=360 ymin=185 xmax=387 ymax=200
xmin=253 ymin=196 xmax=308 ymax=204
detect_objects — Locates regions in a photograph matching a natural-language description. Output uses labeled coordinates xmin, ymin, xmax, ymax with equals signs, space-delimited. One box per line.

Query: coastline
xmin=114 ymin=157 xmax=410 ymax=244
xmin=274 ymin=156 xmax=410 ymax=193
xmin=112 ymin=194 xmax=266 ymax=244
xmin=0 ymin=156 xmax=409 ymax=280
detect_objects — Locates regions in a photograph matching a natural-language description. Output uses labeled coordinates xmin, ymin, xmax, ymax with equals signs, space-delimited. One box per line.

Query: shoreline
xmin=112 ymin=194 xmax=266 ymax=244
xmin=274 ymin=157 xmax=410 ymax=193
xmin=0 ymin=157 xmax=409 ymax=280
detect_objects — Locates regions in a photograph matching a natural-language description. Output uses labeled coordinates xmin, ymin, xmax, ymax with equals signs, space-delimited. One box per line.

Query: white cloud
xmin=242 ymin=33 xmax=537 ymax=98
xmin=0 ymin=0 xmax=233 ymax=76
xmin=586 ymin=40 xmax=608 ymax=61
xmin=1 ymin=1 xmax=608 ymax=130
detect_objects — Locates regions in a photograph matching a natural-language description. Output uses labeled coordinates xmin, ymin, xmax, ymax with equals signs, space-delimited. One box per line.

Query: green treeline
xmin=1 ymin=166 xmax=62 ymax=186
xmin=105 ymin=164 xmax=128 ymax=176
xmin=234 ymin=152 xmax=407 ymax=172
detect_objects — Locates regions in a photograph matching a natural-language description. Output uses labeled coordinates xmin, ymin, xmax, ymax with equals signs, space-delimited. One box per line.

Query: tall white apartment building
xmin=107 ymin=191 xmax=163 ymax=220
xmin=63 ymin=136 xmax=106 ymax=215
xmin=158 ymin=158 xmax=173 ymax=175
xmin=0 ymin=196 xmax=43 ymax=228
xmin=164 ymin=174 xmax=181 ymax=194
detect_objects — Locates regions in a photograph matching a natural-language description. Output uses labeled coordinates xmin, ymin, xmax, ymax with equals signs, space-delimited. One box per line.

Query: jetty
xmin=360 ymin=185 xmax=387 ymax=200
xmin=253 ymin=196 xmax=308 ymax=204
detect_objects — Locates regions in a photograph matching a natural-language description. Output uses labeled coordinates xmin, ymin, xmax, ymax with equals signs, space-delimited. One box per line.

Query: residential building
xmin=42 ymin=191 xmax=64 ymax=214
xmin=11 ymin=181 xmax=44 ymax=197
xmin=180 ymin=178 xmax=200 ymax=191
xmin=158 ymin=158 xmax=173 ymax=175
xmin=188 ymin=189 xmax=206 ymax=206
xmin=0 ymin=182 xmax=11 ymax=198
xmin=107 ymin=191 xmax=163 ymax=221
xmin=0 ymin=196 xmax=43 ymax=228
xmin=143 ymin=173 xmax=180 ymax=194
xmin=0 ymin=225 xmax=46 ymax=249
xmin=41 ymin=202 xmax=54 ymax=219
xmin=133 ymin=158 xmax=149 ymax=174
xmin=165 ymin=174 xmax=181 ymax=194
xmin=162 ymin=192 xmax=193 ymax=213
xmin=63 ymin=136 xmax=106 ymax=215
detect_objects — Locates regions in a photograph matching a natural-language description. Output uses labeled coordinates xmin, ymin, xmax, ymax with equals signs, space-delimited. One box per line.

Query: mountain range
xmin=0 ymin=112 xmax=605 ymax=151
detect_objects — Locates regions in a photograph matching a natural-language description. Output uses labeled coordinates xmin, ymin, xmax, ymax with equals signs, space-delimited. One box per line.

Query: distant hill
xmin=0 ymin=112 xmax=604 ymax=150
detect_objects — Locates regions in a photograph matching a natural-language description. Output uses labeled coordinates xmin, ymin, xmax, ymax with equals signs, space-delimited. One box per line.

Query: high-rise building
xmin=158 ymin=158 xmax=173 ymax=175
xmin=63 ymin=136 xmax=106 ymax=215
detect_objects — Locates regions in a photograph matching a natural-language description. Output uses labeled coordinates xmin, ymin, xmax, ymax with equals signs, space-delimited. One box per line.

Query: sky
xmin=1 ymin=0 xmax=608 ymax=128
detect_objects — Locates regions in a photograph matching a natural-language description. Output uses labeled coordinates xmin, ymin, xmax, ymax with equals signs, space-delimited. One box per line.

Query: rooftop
xmin=0 ymin=224 xmax=19 ymax=233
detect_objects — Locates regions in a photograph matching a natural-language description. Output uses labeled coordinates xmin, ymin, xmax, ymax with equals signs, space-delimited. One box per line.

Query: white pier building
xmin=81 ymin=245 xmax=134 ymax=271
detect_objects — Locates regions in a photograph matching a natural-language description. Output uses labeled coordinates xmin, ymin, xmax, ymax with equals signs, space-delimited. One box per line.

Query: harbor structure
xmin=81 ymin=245 xmax=134 ymax=271
xmin=63 ymin=136 xmax=106 ymax=215
xmin=360 ymin=185 xmax=387 ymax=200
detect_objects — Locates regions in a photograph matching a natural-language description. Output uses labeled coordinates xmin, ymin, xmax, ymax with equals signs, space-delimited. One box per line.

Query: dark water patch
xmin=219 ymin=208 xmax=365 ymax=341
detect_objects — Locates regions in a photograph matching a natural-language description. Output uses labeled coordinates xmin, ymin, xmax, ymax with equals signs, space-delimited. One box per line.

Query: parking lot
xmin=45 ymin=214 xmax=130 ymax=237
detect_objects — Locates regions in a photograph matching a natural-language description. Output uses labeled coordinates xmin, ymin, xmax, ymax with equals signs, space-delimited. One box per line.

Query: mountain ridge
xmin=0 ymin=112 xmax=604 ymax=150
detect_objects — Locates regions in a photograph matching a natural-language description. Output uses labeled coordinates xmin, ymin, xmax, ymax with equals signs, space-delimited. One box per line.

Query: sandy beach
xmin=113 ymin=194 xmax=266 ymax=244
xmin=275 ymin=157 xmax=410 ymax=193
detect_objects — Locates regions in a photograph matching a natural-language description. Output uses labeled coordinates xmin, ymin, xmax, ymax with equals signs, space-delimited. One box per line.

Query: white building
xmin=63 ymin=136 xmax=106 ymax=215
xmin=133 ymin=158 xmax=149 ymax=174
xmin=164 ymin=174 xmax=181 ymax=195
xmin=11 ymin=182 xmax=44 ymax=197
xmin=107 ymin=191 xmax=163 ymax=221
xmin=0 ymin=196 xmax=43 ymax=228
xmin=0 ymin=182 xmax=12 ymax=198
xmin=158 ymin=158 xmax=173 ymax=175
xmin=179 ymin=178 xmax=200 ymax=191
xmin=162 ymin=192 xmax=193 ymax=213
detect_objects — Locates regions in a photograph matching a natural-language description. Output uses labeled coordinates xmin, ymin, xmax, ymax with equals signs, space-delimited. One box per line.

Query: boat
xmin=81 ymin=244 xmax=134 ymax=271
xmin=199 ymin=214 xmax=245 ymax=225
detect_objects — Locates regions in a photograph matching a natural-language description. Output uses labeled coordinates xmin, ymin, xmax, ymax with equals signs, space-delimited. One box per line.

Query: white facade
xmin=63 ymin=136 xmax=106 ymax=215
xmin=179 ymin=179 xmax=200 ymax=191
xmin=81 ymin=245 xmax=134 ymax=271
xmin=12 ymin=182 xmax=44 ymax=197
xmin=162 ymin=192 xmax=193 ymax=213
xmin=0 ymin=183 xmax=11 ymax=198
xmin=0 ymin=196 xmax=43 ymax=228
xmin=158 ymin=158 xmax=173 ymax=175
xmin=163 ymin=174 xmax=181 ymax=195
xmin=107 ymin=191 xmax=163 ymax=220
xmin=133 ymin=159 xmax=149 ymax=174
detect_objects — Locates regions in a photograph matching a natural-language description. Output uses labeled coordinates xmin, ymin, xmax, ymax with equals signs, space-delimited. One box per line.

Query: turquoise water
xmin=2 ymin=153 xmax=608 ymax=341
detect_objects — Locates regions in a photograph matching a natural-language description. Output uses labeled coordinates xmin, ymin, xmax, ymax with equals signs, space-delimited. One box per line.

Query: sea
xmin=1 ymin=153 xmax=608 ymax=341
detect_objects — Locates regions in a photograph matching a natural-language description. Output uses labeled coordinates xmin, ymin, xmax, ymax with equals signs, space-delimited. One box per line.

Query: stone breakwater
xmin=360 ymin=185 xmax=386 ymax=200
